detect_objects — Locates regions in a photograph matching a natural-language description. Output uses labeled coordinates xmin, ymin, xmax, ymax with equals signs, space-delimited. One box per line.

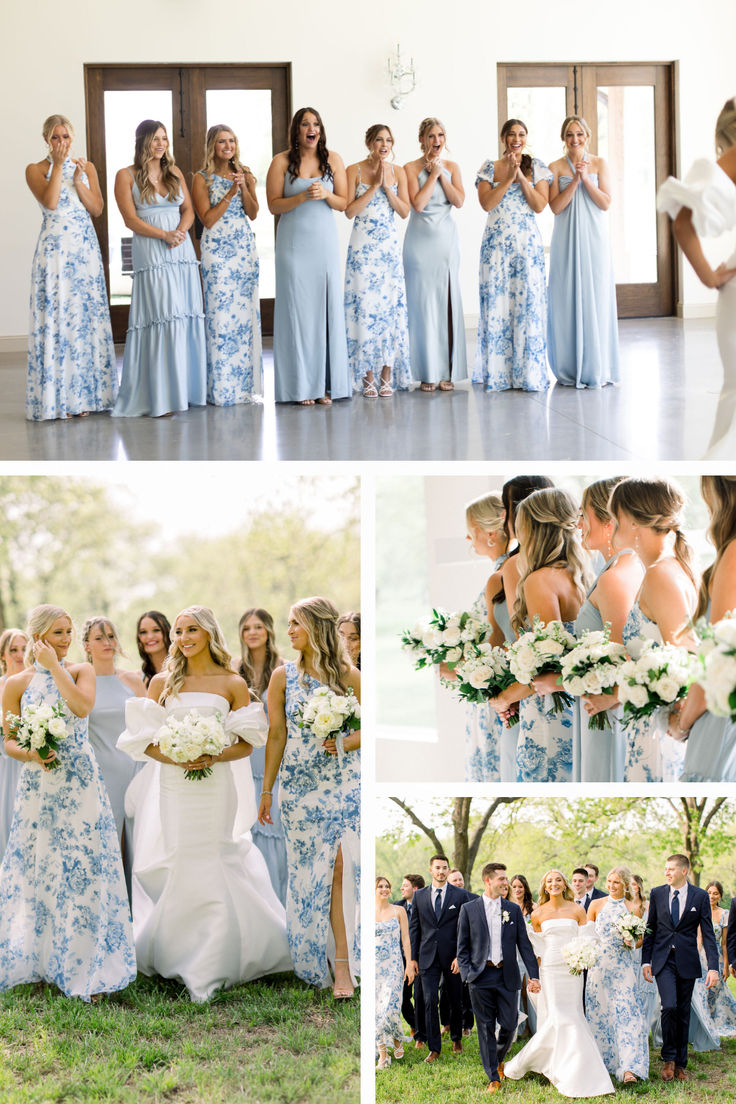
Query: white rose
xmin=624 ymin=683 xmax=649 ymax=709
xmin=446 ymin=646 xmax=462 ymax=662
xmin=652 ymin=676 xmax=680 ymax=702
xmin=47 ymin=717 xmax=67 ymax=738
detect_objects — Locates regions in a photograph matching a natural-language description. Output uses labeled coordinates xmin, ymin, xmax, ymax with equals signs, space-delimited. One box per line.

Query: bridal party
xmin=0 ymin=597 xmax=361 ymax=1003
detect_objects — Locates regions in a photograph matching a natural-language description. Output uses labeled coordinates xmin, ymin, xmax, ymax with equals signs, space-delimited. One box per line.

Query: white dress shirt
xmin=669 ymin=881 xmax=688 ymax=920
xmin=483 ymin=894 xmax=503 ymax=965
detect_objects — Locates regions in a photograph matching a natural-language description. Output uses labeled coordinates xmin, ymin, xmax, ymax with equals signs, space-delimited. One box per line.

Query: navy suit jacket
xmin=589 ymin=887 xmax=605 ymax=903
xmin=727 ymin=899 xmax=736 ymax=969
xmin=456 ymin=896 xmax=539 ymax=990
xmin=409 ymin=883 xmax=472 ymax=969
xmin=642 ymin=883 xmax=719 ymax=978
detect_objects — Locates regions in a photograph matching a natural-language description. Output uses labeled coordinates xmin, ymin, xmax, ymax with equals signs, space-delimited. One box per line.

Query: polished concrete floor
xmin=0 ymin=318 xmax=729 ymax=461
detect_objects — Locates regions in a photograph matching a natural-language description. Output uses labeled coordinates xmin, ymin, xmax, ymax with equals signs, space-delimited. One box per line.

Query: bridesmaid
xmin=337 ymin=612 xmax=361 ymax=669
xmin=258 ymin=596 xmax=360 ymax=997
xmin=547 ymin=116 xmax=619 ymax=388
xmin=510 ymin=873 xmax=537 ymax=1036
xmin=474 ymin=119 xmax=552 ymax=391
xmin=403 ymin=117 xmax=467 ymax=391
xmin=25 ymin=114 xmax=117 ymax=420
xmin=344 ymin=124 xmax=412 ymax=397
xmin=609 ymin=478 xmax=698 ymax=781
xmin=113 ymin=119 xmax=206 ymax=417
xmin=701 ymin=881 xmax=736 ymax=1035
xmin=136 ymin=610 xmax=171 ymax=687
xmin=0 ymin=629 xmax=28 ymax=860
xmin=192 ymin=124 xmax=262 ymax=405
xmin=267 ymin=107 xmax=350 ymax=405
xmin=237 ymin=607 xmax=288 ymax=905
xmin=678 ymin=476 xmax=736 ymax=780
xmin=0 ymin=605 xmax=136 ymax=999
xmin=574 ymin=478 xmax=643 ymax=782
xmin=375 ymin=875 xmax=413 ymax=1069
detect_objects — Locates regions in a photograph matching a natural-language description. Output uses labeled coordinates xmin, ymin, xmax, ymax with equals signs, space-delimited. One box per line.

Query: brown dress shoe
xmin=497 ymin=1061 xmax=505 ymax=1081
xmin=674 ymin=1066 xmax=688 ymax=1081
xmin=661 ymin=1061 xmax=675 ymax=1082
xmin=452 ymin=1040 xmax=462 ymax=1054
xmin=424 ymin=1050 xmax=440 ymax=1063
xmin=487 ymin=1081 xmax=501 ymax=1094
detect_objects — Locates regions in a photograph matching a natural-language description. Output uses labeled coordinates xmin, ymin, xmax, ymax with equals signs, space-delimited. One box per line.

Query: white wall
xmin=3 ymin=0 xmax=736 ymax=339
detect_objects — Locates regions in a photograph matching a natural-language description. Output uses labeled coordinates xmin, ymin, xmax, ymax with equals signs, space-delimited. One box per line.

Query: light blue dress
xmin=113 ymin=174 xmax=206 ymax=417
xmin=493 ymin=590 xmax=519 ymax=783
xmin=273 ymin=175 xmax=350 ymax=403
xmin=250 ymin=741 xmax=288 ymax=906
xmin=344 ymin=175 xmax=412 ymax=391
xmin=547 ymin=158 xmax=619 ymax=388
xmin=681 ymin=603 xmax=736 ymax=781
xmin=702 ymin=910 xmax=736 ymax=1036
xmin=572 ymin=553 xmax=628 ymax=783
xmin=403 ymin=167 xmax=467 ymax=385
xmin=376 ymin=915 xmax=404 ymax=1047
xmin=199 ymin=173 xmax=262 ymax=405
xmin=586 ymin=898 xmax=649 ymax=1081
xmin=473 ymin=158 xmax=552 ymax=392
xmin=622 ymin=604 xmax=685 ymax=782
xmin=0 ymin=665 xmax=136 ymax=999
xmin=26 ymin=157 xmax=117 ymax=420
xmin=464 ymin=588 xmax=501 ymax=783
xmin=279 ymin=663 xmax=360 ymax=987
xmin=515 ymin=621 xmax=574 ymax=783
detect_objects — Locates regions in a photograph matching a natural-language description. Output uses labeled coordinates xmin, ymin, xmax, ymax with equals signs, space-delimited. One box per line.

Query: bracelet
xmin=261 ymin=790 xmax=273 ymax=796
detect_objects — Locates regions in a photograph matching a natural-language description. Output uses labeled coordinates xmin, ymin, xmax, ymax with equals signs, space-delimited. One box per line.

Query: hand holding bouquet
xmin=296 ymin=685 xmax=361 ymax=755
xmin=560 ymin=626 xmax=627 ymax=730
xmin=401 ymin=608 xmax=492 ymax=673
xmin=696 ymin=615 xmax=736 ymax=721
xmin=5 ymin=701 xmax=71 ymax=770
xmin=562 ymin=935 xmax=600 ymax=975
xmin=155 ymin=710 xmax=231 ymax=780
xmin=454 ymin=643 xmax=520 ymax=726
xmin=613 ymin=911 xmax=648 ymax=949
xmin=617 ymin=641 xmax=696 ymax=727
xmin=508 ymin=617 xmax=577 ymax=714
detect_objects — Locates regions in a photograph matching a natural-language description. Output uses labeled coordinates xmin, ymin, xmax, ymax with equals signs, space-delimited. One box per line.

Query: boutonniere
xmin=502 ymin=910 xmax=510 ymax=924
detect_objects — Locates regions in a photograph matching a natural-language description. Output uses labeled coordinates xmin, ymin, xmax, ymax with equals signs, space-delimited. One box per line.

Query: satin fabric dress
xmin=0 ymin=741 xmax=22 ymax=862
xmin=681 ymin=603 xmax=736 ymax=781
xmin=493 ymin=594 xmax=519 ymax=783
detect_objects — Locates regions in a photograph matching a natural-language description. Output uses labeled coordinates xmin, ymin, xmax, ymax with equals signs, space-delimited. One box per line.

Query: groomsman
xmin=441 ymin=870 xmax=477 ymax=1036
xmin=728 ymin=893 xmax=736 ymax=975
xmin=642 ymin=853 xmax=719 ymax=1082
xmin=409 ymin=854 xmax=471 ymax=1062
xmin=457 ymin=862 xmax=540 ymax=1094
xmin=394 ymin=874 xmax=426 ymax=1045
xmin=584 ymin=863 xmax=605 ymax=904
xmin=571 ymin=868 xmax=592 ymax=910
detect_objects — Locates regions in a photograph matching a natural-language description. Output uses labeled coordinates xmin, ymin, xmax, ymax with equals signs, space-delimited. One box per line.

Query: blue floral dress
xmin=702 ymin=910 xmax=736 ymax=1036
xmin=344 ymin=175 xmax=412 ymax=391
xmin=199 ymin=173 xmax=262 ymax=405
xmin=0 ymin=665 xmax=136 ymax=999
xmin=279 ymin=662 xmax=360 ymax=987
xmin=26 ymin=157 xmax=117 ymax=421
xmin=465 ymin=564 xmax=507 ymax=782
xmin=585 ymin=898 xmax=649 ymax=1081
xmin=376 ymin=914 xmax=404 ymax=1048
xmin=515 ymin=621 xmax=574 ymax=783
xmin=473 ymin=158 xmax=552 ymax=392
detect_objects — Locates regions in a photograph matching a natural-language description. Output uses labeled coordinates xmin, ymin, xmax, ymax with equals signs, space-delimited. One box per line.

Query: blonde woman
xmin=403 ymin=117 xmax=467 ymax=390
xmin=505 ymin=870 xmax=614 ymax=1096
xmin=609 ymin=478 xmax=698 ymax=782
xmin=0 ymin=628 xmax=29 ymax=858
xmin=25 ymin=114 xmax=117 ymax=420
xmin=0 ymin=605 xmax=136 ymax=999
xmin=489 ymin=488 xmax=591 ymax=782
xmin=258 ymin=596 xmax=361 ymax=997
xmin=117 ymin=605 xmax=290 ymax=1001
xmin=192 ymin=124 xmax=262 ymax=405
xmin=113 ymin=119 xmax=206 ymax=417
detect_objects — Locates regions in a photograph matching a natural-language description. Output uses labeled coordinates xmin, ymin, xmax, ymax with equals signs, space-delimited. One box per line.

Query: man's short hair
xmin=403 ymin=873 xmax=425 ymax=889
xmin=482 ymin=862 xmax=507 ymax=881
xmin=429 ymin=854 xmax=449 ymax=867
xmin=572 ymin=867 xmax=589 ymax=879
xmin=584 ymin=863 xmax=599 ymax=877
xmin=667 ymin=854 xmax=690 ymax=870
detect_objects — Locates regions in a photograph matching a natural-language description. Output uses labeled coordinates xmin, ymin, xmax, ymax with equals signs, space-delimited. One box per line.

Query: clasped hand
xmin=305 ymin=181 xmax=327 ymax=201
xmin=163 ymin=228 xmax=187 ymax=249
xmin=527 ymin=978 xmax=541 ymax=993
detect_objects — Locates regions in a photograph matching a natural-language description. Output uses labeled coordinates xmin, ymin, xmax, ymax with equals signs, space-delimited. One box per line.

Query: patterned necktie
xmin=434 ymin=889 xmax=442 ymax=919
xmin=672 ymin=889 xmax=680 ymax=926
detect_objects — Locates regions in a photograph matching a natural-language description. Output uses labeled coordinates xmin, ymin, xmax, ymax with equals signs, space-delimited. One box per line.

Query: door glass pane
xmin=205 ymin=89 xmax=275 ymax=298
xmin=597 ymin=85 xmax=657 ymax=283
xmin=104 ymin=91 xmax=173 ymax=306
xmin=505 ymin=86 xmax=568 ymax=256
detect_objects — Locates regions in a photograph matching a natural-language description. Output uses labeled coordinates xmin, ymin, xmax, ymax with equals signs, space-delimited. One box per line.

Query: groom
xmin=457 ymin=862 xmax=540 ymax=1094
xmin=642 ymin=853 xmax=719 ymax=1082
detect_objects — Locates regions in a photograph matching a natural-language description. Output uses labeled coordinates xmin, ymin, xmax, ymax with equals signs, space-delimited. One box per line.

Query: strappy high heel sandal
xmin=332 ymin=957 xmax=355 ymax=999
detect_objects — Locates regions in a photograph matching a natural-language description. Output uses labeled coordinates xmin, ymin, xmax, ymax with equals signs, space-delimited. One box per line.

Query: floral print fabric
xmin=376 ymin=916 xmax=404 ymax=1046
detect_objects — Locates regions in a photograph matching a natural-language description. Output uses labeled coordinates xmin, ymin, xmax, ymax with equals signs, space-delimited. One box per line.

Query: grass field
xmin=0 ymin=973 xmax=360 ymax=1104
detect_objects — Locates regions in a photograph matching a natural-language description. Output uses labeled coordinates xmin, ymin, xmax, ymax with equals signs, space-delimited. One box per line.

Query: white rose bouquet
xmin=562 ymin=935 xmax=600 ymax=975
xmin=155 ymin=710 xmax=231 ymax=780
xmin=453 ymin=643 xmax=520 ymax=726
xmin=5 ymin=701 xmax=71 ymax=770
xmin=507 ymin=617 xmax=577 ymax=714
xmin=697 ymin=616 xmax=736 ymax=721
xmin=296 ymin=686 xmax=361 ymax=754
xmin=559 ymin=626 xmax=628 ymax=730
xmin=613 ymin=912 xmax=648 ymax=948
xmin=617 ymin=641 xmax=696 ymax=727
xmin=401 ymin=608 xmax=492 ymax=673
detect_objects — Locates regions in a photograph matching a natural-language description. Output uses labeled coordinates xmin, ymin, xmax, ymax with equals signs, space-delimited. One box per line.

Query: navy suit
xmin=409 ymin=882 xmax=471 ymax=1052
xmin=642 ymin=882 xmax=719 ymax=1067
xmin=728 ymin=899 xmax=736 ymax=970
xmin=394 ymin=898 xmax=425 ymax=1041
xmin=589 ymin=886 xmax=605 ymax=905
xmin=457 ymin=896 xmax=539 ymax=1083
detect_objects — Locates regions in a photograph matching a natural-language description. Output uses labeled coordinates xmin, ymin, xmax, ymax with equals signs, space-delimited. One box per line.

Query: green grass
xmin=375 ymin=1029 xmax=736 ymax=1102
xmin=0 ymin=972 xmax=359 ymax=1104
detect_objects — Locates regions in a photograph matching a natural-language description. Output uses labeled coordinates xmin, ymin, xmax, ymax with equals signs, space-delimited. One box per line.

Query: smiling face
xmin=298 ymin=111 xmax=320 ymax=151
xmin=173 ymin=615 xmax=210 ymax=661
xmin=564 ymin=120 xmax=588 ymax=156
xmin=338 ymin=622 xmax=360 ymax=664
xmin=369 ymin=128 xmax=393 ymax=161
xmin=40 ymin=616 xmax=73 ymax=659
xmin=503 ymin=123 xmax=527 ymax=156
xmin=664 ymin=859 xmax=687 ymax=888
xmin=571 ymin=873 xmax=587 ymax=899
xmin=447 ymin=870 xmax=464 ymax=888
xmin=86 ymin=622 xmax=118 ymax=665
xmin=707 ymin=884 xmax=722 ymax=908
xmin=241 ymin=615 xmax=268 ymax=652
xmin=400 ymin=878 xmax=415 ymax=901
xmin=213 ymin=129 xmax=236 ymax=165
xmin=510 ymin=878 xmax=526 ymax=904
xmin=149 ymin=126 xmax=168 ymax=162
xmin=3 ymin=634 xmax=28 ymax=675
xmin=376 ymin=878 xmax=392 ymax=900
xmin=544 ymin=870 xmax=566 ymax=897
xmin=287 ymin=611 xmax=309 ymax=653
xmin=422 ymin=125 xmax=445 ymax=159
xmin=606 ymin=871 xmax=625 ymax=899
xmin=138 ymin=616 xmax=167 ymax=658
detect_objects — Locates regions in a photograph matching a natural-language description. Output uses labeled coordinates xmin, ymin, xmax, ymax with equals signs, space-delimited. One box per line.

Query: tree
xmin=665 ymin=797 xmax=730 ymax=885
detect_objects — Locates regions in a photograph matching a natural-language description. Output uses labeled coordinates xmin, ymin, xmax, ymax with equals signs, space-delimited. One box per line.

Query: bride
xmin=118 ymin=605 xmax=292 ymax=1001
xmin=504 ymin=869 xmax=614 ymax=1098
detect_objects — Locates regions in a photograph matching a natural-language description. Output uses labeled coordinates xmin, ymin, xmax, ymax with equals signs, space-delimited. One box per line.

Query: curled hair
xmin=42 ymin=114 xmax=74 ymax=145
xmin=510 ymin=873 xmax=534 ymax=915
xmin=705 ymin=880 xmax=724 ymax=901
xmin=495 ymin=476 xmax=554 ymax=606
xmin=136 ymin=610 xmax=172 ymax=687
xmin=631 ymin=874 xmax=646 ymax=904
xmin=0 ymin=629 xmax=28 ymax=675
xmin=160 ymin=606 xmax=233 ymax=702
xmin=133 ymin=120 xmax=180 ymax=205
xmin=25 ymin=605 xmax=71 ymax=667
xmin=237 ymin=607 xmax=282 ymax=698
xmin=201 ymin=124 xmax=245 ymax=184
xmin=560 ymin=114 xmax=592 ymax=146
xmin=288 ymin=107 xmax=332 ymax=183
xmin=365 ymin=123 xmax=395 ymax=157
xmin=290 ymin=596 xmax=351 ymax=694
xmin=582 ymin=477 xmax=625 ymax=524
xmin=466 ymin=491 xmax=506 ymax=535
xmin=81 ymin=616 xmax=123 ymax=660
xmin=418 ymin=116 xmax=448 ymax=151
xmin=501 ymin=118 xmax=532 ymax=179
xmin=537 ymin=869 xmax=574 ymax=905
xmin=609 ymin=478 xmax=696 ymax=590
xmin=337 ymin=611 xmax=361 ymax=669
xmin=607 ymin=866 xmax=633 ymax=901
xmin=512 ymin=488 xmax=592 ymax=633
xmin=376 ymin=875 xmax=392 ymax=889
xmin=716 ymin=98 xmax=736 ymax=155
xmin=697 ymin=476 xmax=736 ymax=619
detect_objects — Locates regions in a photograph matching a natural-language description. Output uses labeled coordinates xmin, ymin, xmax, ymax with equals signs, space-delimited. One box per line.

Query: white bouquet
xmin=5 ymin=700 xmax=71 ymax=770
xmin=617 ymin=641 xmax=696 ymax=727
xmin=296 ymin=685 xmax=361 ymax=751
xmin=562 ymin=935 xmax=600 ymax=975
xmin=697 ymin=616 xmax=736 ymax=721
xmin=155 ymin=710 xmax=231 ymax=780
xmin=507 ymin=617 xmax=577 ymax=713
xmin=559 ymin=626 xmax=628 ymax=730
xmin=401 ymin=608 xmax=492 ymax=673
xmin=453 ymin=643 xmax=520 ymax=726
xmin=613 ymin=911 xmax=648 ymax=948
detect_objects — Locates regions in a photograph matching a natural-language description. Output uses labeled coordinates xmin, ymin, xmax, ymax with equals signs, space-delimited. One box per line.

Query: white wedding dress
xmin=118 ymin=693 xmax=292 ymax=1001
xmin=504 ymin=918 xmax=614 ymax=1098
